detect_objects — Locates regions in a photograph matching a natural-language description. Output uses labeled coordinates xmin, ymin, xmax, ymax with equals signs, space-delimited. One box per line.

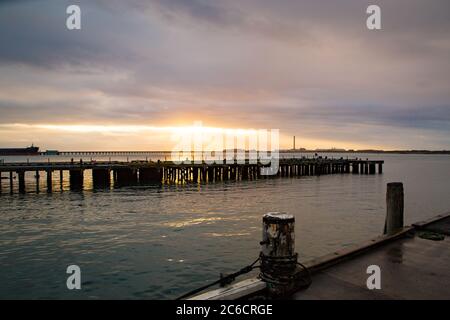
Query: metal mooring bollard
xmin=260 ymin=212 xmax=309 ymax=297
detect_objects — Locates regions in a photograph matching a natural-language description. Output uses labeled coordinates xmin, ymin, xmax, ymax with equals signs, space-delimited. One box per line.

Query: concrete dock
xmin=293 ymin=214 xmax=450 ymax=300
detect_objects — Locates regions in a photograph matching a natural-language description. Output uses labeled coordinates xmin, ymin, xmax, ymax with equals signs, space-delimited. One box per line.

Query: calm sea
xmin=0 ymin=153 xmax=449 ymax=299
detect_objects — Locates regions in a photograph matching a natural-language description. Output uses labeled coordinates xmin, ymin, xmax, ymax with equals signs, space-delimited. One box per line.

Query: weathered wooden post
xmin=260 ymin=212 xmax=306 ymax=297
xmin=93 ymin=168 xmax=111 ymax=187
xmin=223 ymin=166 xmax=229 ymax=181
xmin=369 ymin=162 xmax=376 ymax=174
xmin=202 ymin=167 xmax=207 ymax=182
xmin=9 ymin=171 xmax=13 ymax=193
xmin=208 ymin=167 xmax=214 ymax=182
xmin=46 ymin=170 xmax=52 ymax=192
xmin=59 ymin=170 xmax=64 ymax=189
xmin=242 ymin=166 xmax=249 ymax=180
xmin=115 ymin=168 xmax=137 ymax=186
xmin=35 ymin=170 xmax=40 ymax=193
xmin=384 ymin=182 xmax=404 ymax=235
xmin=69 ymin=169 xmax=84 ymax=190
xmin=17 ymin=171 xmax=25 ymax=193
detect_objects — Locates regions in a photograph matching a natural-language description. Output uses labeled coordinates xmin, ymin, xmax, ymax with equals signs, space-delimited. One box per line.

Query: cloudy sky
xmin=0 ymin=0 xmax=449 ymax=150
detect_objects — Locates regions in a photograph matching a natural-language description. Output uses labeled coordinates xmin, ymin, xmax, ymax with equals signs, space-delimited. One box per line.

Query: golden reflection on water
xmin=164 ymin=217 xmax=226 ymax=228
xmin=203 ymin=232 xmax=251 ymax=237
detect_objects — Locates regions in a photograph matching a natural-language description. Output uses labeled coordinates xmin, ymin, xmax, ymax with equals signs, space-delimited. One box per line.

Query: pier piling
xmin=60 ymin=170 xmax=63 ymax=189
xmin=384 ymin=182 xmax=404 ymax=235
xmin=9 ymin=171 xmax=13 ymax=194
xmin=35 ymin=171 xmax=40 ymax=193
xmin=369 ymin=162 xmax=376 ymax=174
xmin=18 ymin=171 xmax=25 ymax=193
xmin=92 ymin=168 xmax=111 ymax=188
xmin=69 ymin=169 xmax=84 ymax=190
xmin=46 ymin=170 xmax=52 ymax=192
xmin=138 ymin=167 xmax=162 ymax=184
xmin=208 ymin=167 xmax=214 ymax=182
xmin=115 ymin=168 xmax=137 ymax=186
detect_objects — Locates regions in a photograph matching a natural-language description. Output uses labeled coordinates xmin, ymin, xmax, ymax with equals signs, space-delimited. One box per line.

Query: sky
xmin=0 ymin=0 xmax=449 ymax=150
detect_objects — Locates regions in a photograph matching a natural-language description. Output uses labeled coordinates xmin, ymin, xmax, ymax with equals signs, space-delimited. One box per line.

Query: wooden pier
xmin=0 ymin=158 xmax=383 ymax=194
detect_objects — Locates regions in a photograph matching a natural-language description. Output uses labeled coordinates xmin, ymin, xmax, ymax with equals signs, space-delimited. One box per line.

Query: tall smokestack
xmin=293 ymin=136 xmax=296 ymax=150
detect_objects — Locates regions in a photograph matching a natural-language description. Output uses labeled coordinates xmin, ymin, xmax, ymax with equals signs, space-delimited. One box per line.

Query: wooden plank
xmin=188 ymin=278 xmax=265 ymax=300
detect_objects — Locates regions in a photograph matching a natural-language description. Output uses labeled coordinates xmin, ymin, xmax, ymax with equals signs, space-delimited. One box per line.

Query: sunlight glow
xmin=23 ymin=123 xmax=260 ymax=136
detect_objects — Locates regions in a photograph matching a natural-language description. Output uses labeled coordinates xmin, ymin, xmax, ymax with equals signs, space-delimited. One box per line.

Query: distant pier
xmin=0 ymin=158 xmax=383 ymax=194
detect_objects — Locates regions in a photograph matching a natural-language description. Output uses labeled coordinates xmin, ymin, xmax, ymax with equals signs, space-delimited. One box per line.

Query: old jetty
xmin=0 ymin=158 xmax=383 ymax=194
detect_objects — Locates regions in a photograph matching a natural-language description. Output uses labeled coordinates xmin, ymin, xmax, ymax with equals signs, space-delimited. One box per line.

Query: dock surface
xmin=296 ymin=214 xmax=450 ymax=299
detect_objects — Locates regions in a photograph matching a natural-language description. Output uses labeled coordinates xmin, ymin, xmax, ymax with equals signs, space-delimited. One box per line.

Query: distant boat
xmin=0 ymin=145 xmax=40 ymax=156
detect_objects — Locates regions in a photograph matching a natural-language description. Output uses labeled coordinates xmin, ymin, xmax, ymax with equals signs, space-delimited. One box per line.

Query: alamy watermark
xmin=366 ymin=5 xmax=381 ymax=30
xmin=66 ymin=4 xmax=381 ymax=31
xmin=170 ymin=121 xmax=280 ymax=176
xmin=66 ymin=5 xmax=81 ymax=30
xmin=366 ymin=264 xmax=381 ymax=290
xmin=66 ymin=264 xmax=81 ymax=290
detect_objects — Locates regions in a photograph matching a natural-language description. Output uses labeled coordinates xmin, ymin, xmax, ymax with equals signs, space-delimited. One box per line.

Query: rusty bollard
xmin=260 ymin=212 xmax=306 ymax=297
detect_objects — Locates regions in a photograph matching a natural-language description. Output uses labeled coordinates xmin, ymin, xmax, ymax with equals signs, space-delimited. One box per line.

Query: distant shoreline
xmin=281 ymin=150 xmax=450 ymax=154
xmin=0 ymin=149 xmax=448 ymax=157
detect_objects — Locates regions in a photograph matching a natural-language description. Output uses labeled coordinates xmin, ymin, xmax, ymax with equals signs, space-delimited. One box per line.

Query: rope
xmin=175 ymin=253 xmax=312 ymax=300
xmin=175 ymin=257 xmax=261 ymax=300
xmin=259 ymin=253 xmax=312 ymax=290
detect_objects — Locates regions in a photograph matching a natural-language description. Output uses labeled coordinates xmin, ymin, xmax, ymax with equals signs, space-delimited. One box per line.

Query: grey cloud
xmin=0 ymin=0 xmax=449 ymax=148
xmin=0 ymin=0 xmax=146 ymax=69
xmin=0 ymin=96 xmax=171 ymax=124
